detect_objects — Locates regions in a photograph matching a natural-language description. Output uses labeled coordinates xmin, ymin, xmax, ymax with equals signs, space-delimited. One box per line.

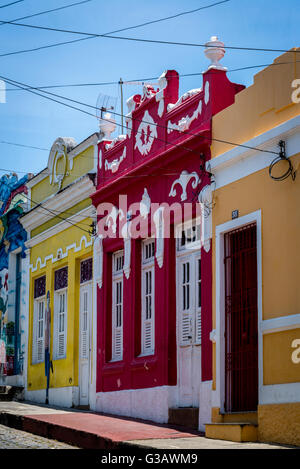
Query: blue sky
xmin=0 ymin=0 xmax=299 ymax=178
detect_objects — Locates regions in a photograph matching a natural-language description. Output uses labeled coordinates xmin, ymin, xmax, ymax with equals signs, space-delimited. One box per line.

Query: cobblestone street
xmin=0 ymin=424 xmax=77 ymax=449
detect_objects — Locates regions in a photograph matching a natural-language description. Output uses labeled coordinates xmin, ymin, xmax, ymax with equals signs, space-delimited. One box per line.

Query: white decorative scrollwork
xmin=135 ymin=110 xmax=158 ymax=156
xmin=48 ymin=137 xmax=76 ymax=190
xmin=105 ymin=135 xmax=126 ymax=151
xmin=167 ymin=88 xmax=202 ymax=112
xmin=94 ymin=235 xmax=103 ymax=289
xmin=209 ymin=329 xmax=217 ymax=343
xmin=204 ymin=81 xmax=210 ymax=105
xmin=199 ymin=184 xmax=213 ymax=253
xmin=140 ymin=188 xmax=151 ymax=219
xmin=155 ymin=71 xmax=168 ymax=117
xmin=104 ymin=147 xmax=126 ymax=173
xmin=106 ymin=206 xmax=125 ymax=234
xmin=169 ymin=170 xmax=200 ymax=202
xmin=121 ymin=215 xmax=131 ymax=279
xmin=153 ymin=206 xmax=164 ymax=268
xmin=167 ymin=100 xmax=202 ymax=134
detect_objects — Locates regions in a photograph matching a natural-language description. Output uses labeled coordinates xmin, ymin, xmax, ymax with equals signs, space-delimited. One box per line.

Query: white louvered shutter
xmin=32 ymin=299 xmax=45 ymax=364
xmin=37 ymin=300 xmax=45 ymax=362
xmin=80 ymin=291 xmax=89 ymax=359
xmin=195 ymin=257 xmax=202 ymax=344
xmin=111 ymin=251 xmax=124 ymax=361
xmin=112 ymin=279 xmax=123 ymax=360
xmin=142 ymin=265 xmax=155 ymax=355
xmin=56 ymin=291 xmax=67 ymax=359
xmin=179 ymin=261 xmax=193 ymax=345
xmin=32 ymin=301 xmax=38 ymax=364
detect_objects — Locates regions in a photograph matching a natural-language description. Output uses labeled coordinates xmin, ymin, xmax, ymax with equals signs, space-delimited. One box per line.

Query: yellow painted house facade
xmin=21 ymin=134 xmax=98 ymax=408
xmin=205 ymin=49 xmax=300 ymax=446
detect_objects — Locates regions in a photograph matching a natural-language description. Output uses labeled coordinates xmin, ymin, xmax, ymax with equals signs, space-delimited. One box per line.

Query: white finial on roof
xmin=204 ymin=36 xmax=227 ymax=71
xmin=99 ymin=112 xmax=116 ymax=140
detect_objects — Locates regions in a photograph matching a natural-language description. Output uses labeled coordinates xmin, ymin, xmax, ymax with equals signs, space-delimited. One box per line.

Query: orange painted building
xmin=205 ymin=49 xmax=300 ymax=446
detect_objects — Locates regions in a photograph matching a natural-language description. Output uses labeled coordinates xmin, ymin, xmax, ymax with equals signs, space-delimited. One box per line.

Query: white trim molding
xmin=25 ymin=205 xmax=95 ymax=249
xmin=30 ymin=235 xmax=93 ymax=272
xmin=209 ymin=114 xmax=300 ymax=189
xmin=261 ymin=313 xmax=300 ymax=335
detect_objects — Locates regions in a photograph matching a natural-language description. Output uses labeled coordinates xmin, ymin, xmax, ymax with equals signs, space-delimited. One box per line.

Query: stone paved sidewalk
xmin=0 ymin=401 xmax=296 ymax=450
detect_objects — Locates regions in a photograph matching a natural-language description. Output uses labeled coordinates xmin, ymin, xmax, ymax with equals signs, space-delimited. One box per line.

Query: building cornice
xmin=21 ymin=174 xmax=95 ymax=231
xmin=208 ymin=114 xmax=300 ymax=189
xmin=25 ymin=205 xmax=96 ymax=249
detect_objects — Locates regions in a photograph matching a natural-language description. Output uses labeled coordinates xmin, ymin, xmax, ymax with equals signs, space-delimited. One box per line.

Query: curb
xmin=0 ymin=411 xmax=141 ymax=449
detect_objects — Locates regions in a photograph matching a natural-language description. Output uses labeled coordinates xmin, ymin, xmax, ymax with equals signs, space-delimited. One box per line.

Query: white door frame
xmin=212 ymin=210 xmax=262 ymax=413
xmin=79 ymin=281 xmax=92 ymax=406
xmin=176 ymin=232 xmax=202 ymax=407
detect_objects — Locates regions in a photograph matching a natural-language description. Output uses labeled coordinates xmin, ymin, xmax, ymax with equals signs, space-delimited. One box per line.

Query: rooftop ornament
xmin=204 ymin=36 xmax=227 ymax=71
xmin=99 ymin=112 xmax=117 ymax=140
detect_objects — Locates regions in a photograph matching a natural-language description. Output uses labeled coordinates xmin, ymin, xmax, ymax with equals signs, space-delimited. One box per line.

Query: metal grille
xmin=34 ymin=275 xmax=46 ymax=299
xmin=80 ymin=258 xmax=93 ymax=284
xmin=54 ymin=267 xmax=68 ymax=291
xmin=224 ymin=223 xmax=258 ymax=412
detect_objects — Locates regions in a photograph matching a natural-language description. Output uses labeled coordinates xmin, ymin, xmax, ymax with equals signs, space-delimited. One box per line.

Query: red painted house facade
xmin=91 ymin=38 xmax=244 ymax=429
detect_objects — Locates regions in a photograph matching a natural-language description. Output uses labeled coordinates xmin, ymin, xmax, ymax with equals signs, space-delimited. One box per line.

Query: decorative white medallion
xmin=104 ymin=147 xmax=126 ymax=173
xmin=169 ymin=170 xmax=200 ymax=202
xmin=167 ymin=100 xmax=202 ymax=134
xmin=135 ymin=110 xmax=158 ymax=156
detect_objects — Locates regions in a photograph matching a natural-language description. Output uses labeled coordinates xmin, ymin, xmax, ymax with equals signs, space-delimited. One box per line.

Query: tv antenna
xmin=96 ymin=93 xmax=118 ymax=138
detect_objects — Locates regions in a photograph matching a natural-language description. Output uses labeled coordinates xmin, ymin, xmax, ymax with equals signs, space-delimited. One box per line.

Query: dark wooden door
xmin=224 ymin=223 xmax=258 ymax=412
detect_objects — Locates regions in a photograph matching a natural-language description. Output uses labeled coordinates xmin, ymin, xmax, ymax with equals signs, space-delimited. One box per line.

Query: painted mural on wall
xmin=0 ymin=173 xmax=29 ymax=376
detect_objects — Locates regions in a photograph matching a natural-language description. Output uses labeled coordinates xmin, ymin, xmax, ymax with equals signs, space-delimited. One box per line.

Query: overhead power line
xmin=4 ymin=60 xmax=300 ymax=92
xmin=0 ymin=140 xmax=49 ymax=151
xmin=0 ymin=1 xmax=24 ymax=9
xmin=0 ymin=175 xmax=94 ymax=233
xmin=0 ymin=0 xmax=231 ymax=59
xmin=0 ymin=14 xmax=299 ymax=54
xmin=0 ymin=0 xmax=94 ymax=26
xmin=0 ymin=73 xmax=280 ymax=157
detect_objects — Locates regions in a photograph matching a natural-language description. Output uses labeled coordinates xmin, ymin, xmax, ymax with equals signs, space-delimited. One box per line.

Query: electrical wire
xmin=0 ymin=0 xmax=231 ymax=59
xmin=0 ymin=1 xmax=24 ymax=9
xmin=0 ymin=0 xmax=93 ymax=26
xmin=0 ymin=175 xmax=95 ymax=233
xmin=21 ymin=191 xmax=93 ymax=234
xmin=0 ymin=7 xmax=299 ymax=56
xmin=269 ymin=140 xmax=296 ymax=181
xmin=0 ymin=73 xmax=280 ymax=157
xmin=0 ymin=140 xmax=49 ymax=151
xmin=5 ymin=60 xmax=300 ymax=92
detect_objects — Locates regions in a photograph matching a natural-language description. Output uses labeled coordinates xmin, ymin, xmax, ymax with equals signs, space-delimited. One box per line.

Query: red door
xmin=224 ymin=223 xmax=258 ymax=412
